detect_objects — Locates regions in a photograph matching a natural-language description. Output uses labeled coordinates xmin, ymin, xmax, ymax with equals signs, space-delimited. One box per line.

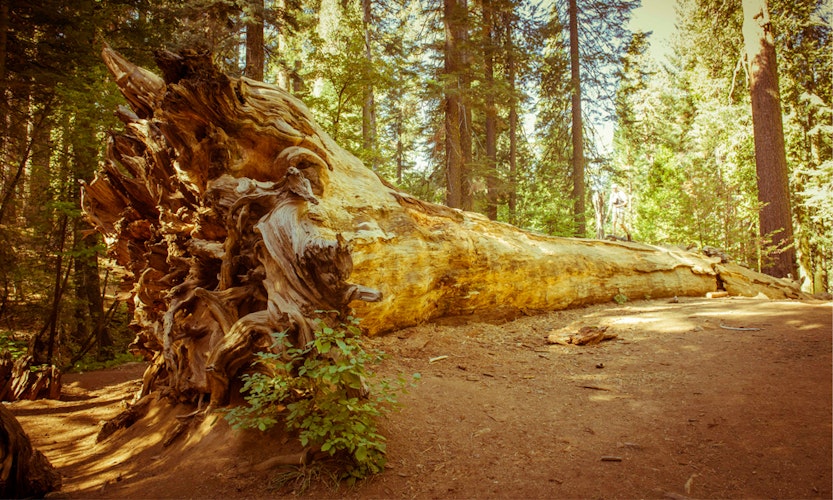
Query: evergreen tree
xmin=443 ymin=0 xmax=472 ymax=209
xmin=770 ymin=0 xmax=831 ymax=292
xmin=567 ymin=0 xmax=585 ymax=236
xmin=613 ymin=0 xmax=830 ymax=290
xmin=0 ymin=0 xmax=182 ymax=364
xmin=541 ymin=0 xmax=638 ymax=237
xmin=742 ymin=0 xmax=796 ymax=278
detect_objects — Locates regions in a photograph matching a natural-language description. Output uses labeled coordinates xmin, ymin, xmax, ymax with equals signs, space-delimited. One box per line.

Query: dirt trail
xmin=9 ymin=297 xmax=832 ymax=499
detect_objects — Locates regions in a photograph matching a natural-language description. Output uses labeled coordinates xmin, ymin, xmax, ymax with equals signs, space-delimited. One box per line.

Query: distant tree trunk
xmin=43 ymin=212 xmax=69 ymax=366
xmin=741 ymin=0 xmax=796 ymax=278
xmin=483 ymin=0 xmax=498 ymax=221
xmin=0 ymin=1 xmax=6 ymax=82
xmin=0 ymin=98 xmax=53 ymax=228
xmin=395 ymin=111 xmax=404 ymax=184
xmin=568 ymin=0 xmax=586 ymax=236
xmin=73 ymin=227 xmax=109 ymax=360
xmin=361 ymin=0 xmax=377 ymax=167
xmin=444 ymin=0 xmax=470 ymax=209
xmin=245 ymin=0 xmax=265 ymax=81
xmin=504 ymin=13 xmax=518 ymax=224
xmin=459 ymin=0 xmax=473 ymax=211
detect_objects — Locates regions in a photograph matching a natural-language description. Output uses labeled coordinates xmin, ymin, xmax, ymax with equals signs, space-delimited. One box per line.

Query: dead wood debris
xmin=579 ymin=385 xmax=612 ymax=391
xmin=718 ymin=324 xmax=763 ymax=331
xmin=96 ymin=394 xmax=153 ymax=442
xmin=546 ymin=326 xmax=618 ymax=346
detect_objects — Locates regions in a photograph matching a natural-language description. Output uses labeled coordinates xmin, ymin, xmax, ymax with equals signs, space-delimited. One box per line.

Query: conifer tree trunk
xmin=568 ymin=0 xmax=586 ymax=236
xmin=483 ymin=0 xmax=498 ymax=221
xmin=741 ymin=0 xmax=796 ymax=278
xmin=0 ymin=2 xmax=6 ymax=82
xmin=444 ymin=0 xmax=470 ymax=209
xmin=504 ymin=12 xmax=518 ymax=224
xmin=459 ymin=0 xmax=473 ymax=211
xmin=245 ymin=0 xmax=265 ymax=81
xmin=362 ymin=0 xmax=377 ymax=163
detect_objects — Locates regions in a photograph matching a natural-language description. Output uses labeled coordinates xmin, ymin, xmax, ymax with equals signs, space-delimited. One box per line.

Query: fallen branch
xmin=547 ymin=326 xmax=618 ymax=346
xmin=719 ymin=324 xmax=762 ymax=331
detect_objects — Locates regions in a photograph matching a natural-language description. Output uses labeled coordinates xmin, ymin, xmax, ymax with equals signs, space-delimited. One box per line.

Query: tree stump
xmin=0 ymin=354 xmax=61 ymax=403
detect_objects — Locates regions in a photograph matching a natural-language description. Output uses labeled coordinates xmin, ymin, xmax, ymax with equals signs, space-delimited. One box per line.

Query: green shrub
xmin=224 ymin=316 xmax=418 ymax=483
xmin=613 ymin=292 xmax=629 ymax=304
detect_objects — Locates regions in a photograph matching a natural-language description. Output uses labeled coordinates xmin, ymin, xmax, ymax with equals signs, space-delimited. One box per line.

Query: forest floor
xmin=9 ymin=296 xmax=832 ymax=499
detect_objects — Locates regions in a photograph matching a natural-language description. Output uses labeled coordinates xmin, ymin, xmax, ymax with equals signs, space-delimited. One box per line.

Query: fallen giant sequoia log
xmin=82 ymin=47 xmax=805 ymax=405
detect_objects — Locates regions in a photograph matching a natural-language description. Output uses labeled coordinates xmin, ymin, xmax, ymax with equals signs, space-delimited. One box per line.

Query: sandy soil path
xmin=10 ymin=297 xmax=832 ymax=499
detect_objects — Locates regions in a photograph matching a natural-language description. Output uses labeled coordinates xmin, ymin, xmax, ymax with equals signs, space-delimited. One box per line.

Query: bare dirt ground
xmin=9 ymin=297 xmax=832 ymax=499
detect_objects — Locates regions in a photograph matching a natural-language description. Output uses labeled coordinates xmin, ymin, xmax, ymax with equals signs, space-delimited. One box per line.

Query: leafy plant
xmin=224 ymin=316 xmax=419 ymax=483
xmin=0 ymin=331 xmax=28 ymax=360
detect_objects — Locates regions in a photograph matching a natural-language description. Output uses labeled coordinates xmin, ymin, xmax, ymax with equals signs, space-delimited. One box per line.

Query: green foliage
xmin=0 ymin=332 xmax=28 ymax=360
xmin=224 ymin=317 xmax=419 ymax=483
xmin=610 ymin=0 xmax=831 ymax=289
xmin=69 ymin=352 xmax=144 ymax=373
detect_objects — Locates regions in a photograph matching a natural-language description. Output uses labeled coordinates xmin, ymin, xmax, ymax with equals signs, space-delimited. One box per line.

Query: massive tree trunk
xmin=361 ymin=0 xmax=377 ymax=163
xmin=82 ymin=47 xmax=805 ymax=407
xmin=504 ymin=13 xmax=518 ymax=225
xmin=741 ymin=0 xmax=796 ymax=279
xmin=0 ymin=405 xmax=61 ymax=498
xmin=443 ymin=0 xmax=471 ymax=209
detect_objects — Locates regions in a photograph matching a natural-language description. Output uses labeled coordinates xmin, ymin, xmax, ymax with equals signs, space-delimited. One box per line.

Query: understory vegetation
xmin=224 ymin=317 xmax=418 ymax=484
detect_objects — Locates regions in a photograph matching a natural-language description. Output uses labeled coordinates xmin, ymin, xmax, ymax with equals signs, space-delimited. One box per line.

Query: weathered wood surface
xmin=0 ymin=354 xmax=61 ymax=403
xmin=0 ymin=405 xmax=61 ymax=498
xmin=82 ymin=47 xmax=807 ymax=404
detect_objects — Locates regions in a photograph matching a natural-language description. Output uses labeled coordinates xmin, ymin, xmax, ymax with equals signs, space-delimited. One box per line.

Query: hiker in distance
xmin=608 ymin=184 xmax=632 ymax=242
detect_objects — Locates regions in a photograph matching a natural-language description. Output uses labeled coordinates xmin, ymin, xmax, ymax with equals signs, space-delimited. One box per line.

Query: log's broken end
xmin=102 ymin=46 xmax=165 ymax=118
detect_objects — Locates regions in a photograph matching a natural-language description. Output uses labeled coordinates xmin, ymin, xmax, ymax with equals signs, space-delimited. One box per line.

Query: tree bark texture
xmin=568 ymin=0 xmax=586 ymax=236
xmin=83 ymin=48 xmax=807 ymax=406
xmin=443 ymin=0 xmax=470 ymax=209
xmin=0 ymin=404 xmax=61 ymax=498
xmin=503 ymin=11 xmax=518 ymax=224
xmin=482 ymin=0 xmax=498 ymax=221
xmin=361 ymin=0 xmax=377 ymax=158
xmin=245 ymin=0 xmax=265 ymax=81
xmin=741 ymin=0 xmax=796 ymax=279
